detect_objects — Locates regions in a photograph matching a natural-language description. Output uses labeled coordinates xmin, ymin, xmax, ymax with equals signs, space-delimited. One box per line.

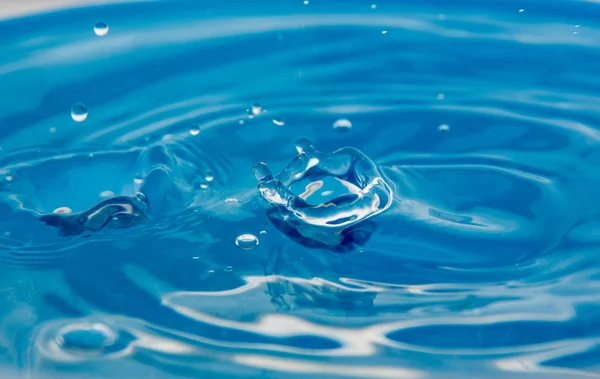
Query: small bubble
xmin=225 ymin=198 xmax=238 ymax=204
xmin=303 ymin=0 xmax=309 ymax=4
xmin=71 ymin=103 xmax=88 ymax=122
xmin=333 ymin=119 xmax=352 ymax=130
xmin=5 ymin=175 xmax=13 ymax=182
xmin=133 ymin=175 xmax=143 ymax=184
xmin=94 ymin=22 xmax=109 ymax=36
xmin=238 ymin=119 xmax=245 ymax=125
xmin=250 ymin=103 xmax=262 ymax=116
xmin=225 ymin=266 xmax=233 ymax=272
xmin=208 ymin=269 xmax=215 ymax=274
xmin=371 ymin=4 xmax=377 ymax=9
xmin=438 ymin=124 xmax=450 ymax=131
xmin=573 ymin=31 xmax=578 ymax=35
xmin=100 ymin=190 xmax=115 ymax=198
xmin=53 ymin=207 xmax=72 ymax=214
xmin=518 ymin=9 xmax=525 ymax=13
xmin=189 ymin=125 xmax=200 ymax=136
xmin=260 ymin=230 xmax=267 ymax=235
xmin=199 ymin=182 xmax=209 ymax=189
xmin=272 ymin=117 xmax=285 ymax=126
xmin=49 ymin=127 xmax=57 ymax=133
xmin=575 ymin=25 xmax=580 ymax=28
xmin=192 ymin=256 xmax=199 ymax=260
xmin=204 ymin=170 xmax=214 ymax=182
xmin=161 ymin=134 xmax=173 ymax=141
xmin=437 ymin=93 xmax=445 ymax=100
xmin=382 ymin=30 xmax=388 ymax=34
xmin=235 ymin=234 xmax=259 ymax=251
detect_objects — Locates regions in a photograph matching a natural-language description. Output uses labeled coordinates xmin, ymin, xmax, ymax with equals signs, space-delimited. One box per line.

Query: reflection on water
xmin=1 ymin=0 xmax=600 ymax=378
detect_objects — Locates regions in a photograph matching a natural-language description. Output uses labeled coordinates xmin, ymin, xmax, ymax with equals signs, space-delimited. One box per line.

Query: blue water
xmin=1 ymin=0 xmax=600 ymax=378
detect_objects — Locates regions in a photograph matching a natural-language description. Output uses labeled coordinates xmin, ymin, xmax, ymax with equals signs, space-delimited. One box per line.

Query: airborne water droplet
xmin=272 ymin=117 xmax=285 ymax=126
xmin=71 ymin=103 xmax=88 ymax=122
xmin=94 ymin=22 xmax=109 ymax=36
xmin=251 ymin=103 xmax=262 ymax=116
xmin=333 ymin=119 xmax=352 ymax=130
xmin=439 ymin=124 xmax=450 ymax=131
xmin=371 ymin=4 xmax=377 ymax=9
xmin=205 ymin=170 xmax=214 ymax=182
xmin=189 ymin=125 xmax=200 ymax=136
xmin=235 ymin=234 xmax=259 ymax=250
xmin=5 ymin=176 xmax=13 ymax=182
xmin=133 ymin=175 xmax=143 ymax=184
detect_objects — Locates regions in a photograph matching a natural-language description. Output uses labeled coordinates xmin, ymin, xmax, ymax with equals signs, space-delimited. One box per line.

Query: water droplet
xmin=235 ymin=234 xmax=259 ymax=251
xmin=49 ymin=127 xmax=57 ymax=133
xmin=238 ymin=119 xmax=245 ymax=125
xmin=189 ymin=125 xmax=200 ymax=136
xmin=208 ymin=269 xmax=215 ymax=274
xmin=437 ymin=93 xmax=445 ymax=100
xmin=250 ymin=103 xmax=262 ymax=116
xmin=53 ymin=207 xmax=72 ymax=214
xmin=133 ymin=175 xmax=143 ymax=184
xmin=438 ymin=124 xmax=450 ymax=131
xmin=575 ymin=25 xmax=580 ymax=28
xmin=272 ymin=117 xmax=285 ymax=126
xmin=260 ymin=230 xmax=267 ymax=235
xmin=253 ymin=162 xmax=273 ymax=181
xmin=56 ymin=323 xmax=116 ymax=351
xmin=192 ymin=256 xmax=199 ymax=260
xmin=199 ymin=182 xmax=209 ymax=189
xmin=303 ymin=0 xmax=309 ymax=4
xmin=94 ymin=22 xmax=109 ymax=36
xmin=573 ymin=31 xmax=579 ymax=35
xmin=225 ymin=198 xmax=239 ymax=204
xmin=5 ymin=176 xmax=13 ymax=182
xmin=382 ymin=30 xmax=388 ymax=34
xmin=225 ymin=266 xmax=233 ymax=272
xmin=100 ymin=190 xmax=115 ymax=198
xmin=71 ymin=103 xmax=88 ymax=122
xmin=518 ymin=9 xmax=525 ymax=13
xmin=371 ymin=4 xmax=377 ymax=9
xmin=333 ymin=119 xmax=352 ymax=130
xmin=205 ymin=170 xmax=214 ymax=182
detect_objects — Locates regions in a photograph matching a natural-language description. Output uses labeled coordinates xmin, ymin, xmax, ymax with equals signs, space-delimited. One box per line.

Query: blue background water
xmin=1 ymin=0 xmax=600 ymax=378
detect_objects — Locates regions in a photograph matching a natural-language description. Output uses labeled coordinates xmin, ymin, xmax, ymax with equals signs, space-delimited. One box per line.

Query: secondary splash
xmin=253 ymin=138 xmax=392 ymax=248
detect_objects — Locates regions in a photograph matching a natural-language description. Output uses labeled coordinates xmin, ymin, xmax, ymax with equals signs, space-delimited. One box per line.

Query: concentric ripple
xmin=1 ymin=0 xmax=600 ymax=378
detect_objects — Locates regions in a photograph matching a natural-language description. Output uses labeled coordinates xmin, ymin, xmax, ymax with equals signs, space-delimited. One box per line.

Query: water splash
xmin=253 ymin=138 xmax=392 ymax=247
xmin=39 ymin=192 xmax=148 ymax=237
